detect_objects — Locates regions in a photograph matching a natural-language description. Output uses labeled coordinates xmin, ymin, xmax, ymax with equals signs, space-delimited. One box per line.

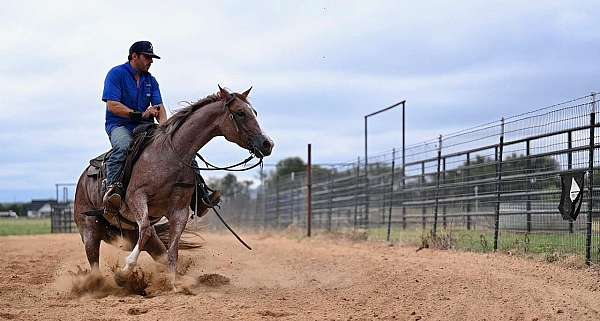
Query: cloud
xmin=2 ymin=1 xmax=600 ymax=201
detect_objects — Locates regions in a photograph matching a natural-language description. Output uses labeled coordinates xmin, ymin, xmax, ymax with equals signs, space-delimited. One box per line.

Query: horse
xmin=74 ymin=86 xmax=273 ymax=286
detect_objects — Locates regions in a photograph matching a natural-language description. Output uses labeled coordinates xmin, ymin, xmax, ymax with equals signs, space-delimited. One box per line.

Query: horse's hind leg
xmin=78 ymin=216 xmax=105 ymax=271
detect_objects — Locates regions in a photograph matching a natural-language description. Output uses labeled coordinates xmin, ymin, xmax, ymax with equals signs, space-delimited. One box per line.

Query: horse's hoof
xmin=114 ymin=269 xmax=130 ymax=288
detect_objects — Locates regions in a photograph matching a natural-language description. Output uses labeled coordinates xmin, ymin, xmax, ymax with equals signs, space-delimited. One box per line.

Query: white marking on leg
xmin=124 ymin=244 xmax=141 ymax=271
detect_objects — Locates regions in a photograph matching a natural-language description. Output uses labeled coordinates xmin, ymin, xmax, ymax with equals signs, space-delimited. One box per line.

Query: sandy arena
xmin=2 ymin=232 xmax=600 ymax=321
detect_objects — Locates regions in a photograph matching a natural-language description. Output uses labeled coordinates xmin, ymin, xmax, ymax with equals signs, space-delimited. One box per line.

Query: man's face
xmin=131 ymin=53 xmax=153 ymax=73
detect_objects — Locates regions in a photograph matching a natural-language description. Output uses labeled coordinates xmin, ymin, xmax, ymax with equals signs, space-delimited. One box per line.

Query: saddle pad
xmin=90 ymin=151 xmax=111 ymax=169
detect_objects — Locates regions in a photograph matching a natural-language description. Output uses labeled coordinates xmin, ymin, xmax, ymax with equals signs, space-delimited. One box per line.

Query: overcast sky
xmin=2 ymin=1 xmax=600 ymax=202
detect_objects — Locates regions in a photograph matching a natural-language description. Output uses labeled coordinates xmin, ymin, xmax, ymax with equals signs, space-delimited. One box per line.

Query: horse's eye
xmin=235 ymin=111 xmax=246 ymax=118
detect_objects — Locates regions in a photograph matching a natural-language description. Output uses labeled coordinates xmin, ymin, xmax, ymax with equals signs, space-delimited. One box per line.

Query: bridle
xmin=223 ymin=93 xmax=265 ymax=157
xmin=169 ymin=93 xmax=264 ymax=173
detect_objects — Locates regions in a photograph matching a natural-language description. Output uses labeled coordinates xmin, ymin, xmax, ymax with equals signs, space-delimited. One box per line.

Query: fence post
xmin=433 ymin=135 xmax=442 ymax=236
xmin=387 ymin=148 xmax=396 ymax=241
xmin=442 ymin=156 xmax=447 ymax=229
xmin=526 ymin=139 xmax=532 ymax=233
xmin=255 ymin=169 xmax=261 ymax=228
xmin=402 ymin=157 xmax=406 ymax=230
xmin=380 ymin=168 xmax=386 ymax=225
xmin=263 ymin=181 xmax=268 ymax=230
xmin=586 ymin=94 xmax=596 ymax=264
xmin=494 ymin=118 xmax=505 ymax=251
xmin=50 ymin=205 xmax=55 ymax=233
xmin=307 ymin=144 xmax=312 ymax=237
xmin=275 ymin=175 xmax=280 ymax=228
xmin=466 ymin=153 xmax=471 ymax=230
xmin=402 ymin=101 xmax=406 ymax=230
xmin=364 ymin=117 xmax=370 ymax=230
xmin=328 ymin=171 xmax=333 ymax=232
xmin=354 ymin=157 xmax=360 ymax=230
xmin=421 ymin=161 xmax=426 ymax=229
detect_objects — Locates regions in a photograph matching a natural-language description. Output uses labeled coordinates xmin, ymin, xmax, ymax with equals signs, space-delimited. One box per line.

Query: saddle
xmin=85 ymin=123 xmax=161 ymax=230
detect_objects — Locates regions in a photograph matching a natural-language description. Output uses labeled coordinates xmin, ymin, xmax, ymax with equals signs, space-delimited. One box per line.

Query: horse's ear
xmin=241 ymin=86 xmax=252 ymax=99
xmin=218 ymin=85 xmax=231 ymax=99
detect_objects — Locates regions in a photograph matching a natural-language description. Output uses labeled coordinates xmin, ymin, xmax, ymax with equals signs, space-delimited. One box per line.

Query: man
xmin=102 ymin=41 xmax=220 ymax=215
xmin=101 ymin=40 xmax=166 ymax=211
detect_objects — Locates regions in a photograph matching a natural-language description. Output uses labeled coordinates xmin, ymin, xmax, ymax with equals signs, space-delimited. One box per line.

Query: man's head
xmin=128 ymin=41 xmax=160 ymax=73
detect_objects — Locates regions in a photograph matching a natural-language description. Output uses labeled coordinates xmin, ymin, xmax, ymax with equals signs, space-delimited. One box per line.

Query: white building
xmin=27 ymin=199 xmax=58 ymax=217
xmin=0 ymin=210 xmax=17 ymax=218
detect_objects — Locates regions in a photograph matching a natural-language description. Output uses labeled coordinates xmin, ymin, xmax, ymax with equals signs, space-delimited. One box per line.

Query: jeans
xmin=106 ymin=126 xmax=133 ymax=185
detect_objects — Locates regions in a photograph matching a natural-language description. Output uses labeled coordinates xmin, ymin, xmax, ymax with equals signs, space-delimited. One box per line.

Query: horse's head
xmin=217 ymin=86 xmax=274 ymax=158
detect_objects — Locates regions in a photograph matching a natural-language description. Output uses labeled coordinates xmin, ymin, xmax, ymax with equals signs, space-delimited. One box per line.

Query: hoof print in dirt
xmin=179 ymin=286 xmax=196 ymax=295
xmin=196 ymin=274 xmax=230 ymax=287
xmin=257 ymin=310 xmax=292 ymax=318
xmin=127 ymin=307 xmax=149 ymax=315
xmin=113 ymin=268 xmax=149 ymax=296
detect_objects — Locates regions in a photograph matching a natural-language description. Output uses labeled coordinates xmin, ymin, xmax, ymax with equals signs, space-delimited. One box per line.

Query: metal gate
xmin=51 ymin=203 xmax=76 ymax=233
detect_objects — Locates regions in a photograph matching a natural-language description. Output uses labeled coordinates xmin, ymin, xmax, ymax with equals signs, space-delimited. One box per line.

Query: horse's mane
xmin=158 ymin=93 xmax=222 ymax=140
xmin=155 ymin=91 xmax=252 ymax=143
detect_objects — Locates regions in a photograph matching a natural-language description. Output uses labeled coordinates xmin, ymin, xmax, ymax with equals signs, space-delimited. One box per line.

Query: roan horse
xmin=74 ymin=86 xmax=273 ymax=285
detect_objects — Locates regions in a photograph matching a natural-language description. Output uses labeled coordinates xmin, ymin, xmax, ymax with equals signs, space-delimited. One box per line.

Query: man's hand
xmin=142 ymin=105 xmax=160 ymax=119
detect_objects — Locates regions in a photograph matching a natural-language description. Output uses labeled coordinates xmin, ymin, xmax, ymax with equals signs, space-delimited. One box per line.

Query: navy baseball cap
xmin=129 ymin=41 xmax=161 ymax=59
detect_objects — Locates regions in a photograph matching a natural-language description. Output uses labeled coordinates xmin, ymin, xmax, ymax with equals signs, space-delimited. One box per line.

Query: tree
xmin=208 ymin=174 xmax=253 ymax=200
xmin=268 ymin=157 xmax=335 ymax=183
xmin=0 ymin=203 xmax=27 ymax=216
xmin=274 ymin=157 xmax=306 ymax=178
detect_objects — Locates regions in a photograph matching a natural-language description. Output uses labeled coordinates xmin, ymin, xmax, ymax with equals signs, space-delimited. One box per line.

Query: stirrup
xmin=202 ymin=190 xmax=221 ymax=208
xmin=193 ymin=191 xmax=221 ymax=219
xmin=103 ymin=183 xmax=123 ymax=212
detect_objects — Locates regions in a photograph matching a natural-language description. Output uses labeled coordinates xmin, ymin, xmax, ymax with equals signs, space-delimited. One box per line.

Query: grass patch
xmin=0 ymin=218 xmax=51 ymax=236
xmin=367 ymin=225 xmax=597 ymax=262
xmin=418 ymin=229 xmax=456 ymax=250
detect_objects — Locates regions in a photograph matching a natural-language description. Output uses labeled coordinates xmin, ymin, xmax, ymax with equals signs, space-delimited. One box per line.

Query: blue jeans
xmin=106 ymin=126 xmax=133 ymax=185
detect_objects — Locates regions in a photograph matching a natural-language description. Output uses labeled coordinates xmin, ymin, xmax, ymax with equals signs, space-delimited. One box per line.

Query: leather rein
xmin=170 ymin=93 xmax=264 ymax=173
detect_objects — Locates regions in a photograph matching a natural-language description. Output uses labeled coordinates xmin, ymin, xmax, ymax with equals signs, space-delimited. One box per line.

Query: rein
xmin=195 ymin=153 xmax=264 ymax=171
xmin=169 ymin=93 xmax=265 ymax=173
xmin=166 ymin=93 xmax=263 ymax=250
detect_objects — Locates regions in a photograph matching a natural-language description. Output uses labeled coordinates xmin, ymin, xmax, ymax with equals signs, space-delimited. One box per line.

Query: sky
xmin=2 ymin=1 xmax=600 ymax=202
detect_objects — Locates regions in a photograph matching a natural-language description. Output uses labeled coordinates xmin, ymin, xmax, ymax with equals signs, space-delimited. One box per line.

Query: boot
xmin=103 ymin=182 xmax=124 ymax=213
xmin=192 ymin=190 xmax=221 ymax=218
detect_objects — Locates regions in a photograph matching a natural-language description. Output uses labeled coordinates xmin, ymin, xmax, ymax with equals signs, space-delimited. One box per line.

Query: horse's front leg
xmin=123 ymin=193 xmax=151 ymax=271
xmin=167 ymin=208 xmax=189 ymax=289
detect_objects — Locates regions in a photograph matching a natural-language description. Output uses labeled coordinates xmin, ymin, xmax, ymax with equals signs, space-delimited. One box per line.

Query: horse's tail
xmin=153 ymin=219 xmax=206 ymax=250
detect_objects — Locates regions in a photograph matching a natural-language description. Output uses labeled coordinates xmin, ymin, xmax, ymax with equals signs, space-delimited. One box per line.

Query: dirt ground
xmin=2 ymin=232 xmax=600 ymax=321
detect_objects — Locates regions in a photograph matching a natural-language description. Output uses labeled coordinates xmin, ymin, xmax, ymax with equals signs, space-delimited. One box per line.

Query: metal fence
xmin=51 ymin=203 xmax=76 ymax=233
xmin=216 ymin=93 xmax=600 ymax=263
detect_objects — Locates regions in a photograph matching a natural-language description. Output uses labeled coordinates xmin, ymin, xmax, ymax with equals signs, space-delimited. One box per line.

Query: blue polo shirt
xmin=102 ymin=62 xmax=163 ymax=135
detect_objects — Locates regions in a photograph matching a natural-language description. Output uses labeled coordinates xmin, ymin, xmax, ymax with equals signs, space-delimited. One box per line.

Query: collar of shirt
xmin=123 ymin=61 xmax=152 ymax=80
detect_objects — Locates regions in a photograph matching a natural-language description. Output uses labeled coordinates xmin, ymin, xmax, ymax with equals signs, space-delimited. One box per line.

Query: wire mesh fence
xmin=215 ymin=93 xmax=600 ymax=263
xmin=50 ymin=203 xmax=75 ymax=233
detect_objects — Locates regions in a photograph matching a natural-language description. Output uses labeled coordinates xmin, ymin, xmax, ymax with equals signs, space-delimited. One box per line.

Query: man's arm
xmin=154 ymin=103 xmax=167 ymax=124
xmin=107 ymin=101 xmax=159 ymax=119
xmin=107 ymin=100 xmax=134 ymax=118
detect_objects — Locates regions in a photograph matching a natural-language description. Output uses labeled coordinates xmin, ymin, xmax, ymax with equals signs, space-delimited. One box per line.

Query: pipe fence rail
xmin=214 ymin=93 xmax=600 ymax=264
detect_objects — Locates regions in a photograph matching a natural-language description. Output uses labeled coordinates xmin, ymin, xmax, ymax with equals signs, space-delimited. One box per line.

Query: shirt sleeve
xmin=150 ymin=76 xmax=163 ymax=105
xmin=101 ymin=68 xmax=122 ymax=102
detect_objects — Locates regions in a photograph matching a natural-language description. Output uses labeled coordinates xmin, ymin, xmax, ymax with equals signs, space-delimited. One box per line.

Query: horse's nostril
xmin=262 ymin=140 xmax=272 ymax=150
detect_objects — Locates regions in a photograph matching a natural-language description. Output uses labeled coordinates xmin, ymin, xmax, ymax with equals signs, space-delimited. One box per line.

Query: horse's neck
xmin=170 ymin=101 xmax=223 ymax=162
